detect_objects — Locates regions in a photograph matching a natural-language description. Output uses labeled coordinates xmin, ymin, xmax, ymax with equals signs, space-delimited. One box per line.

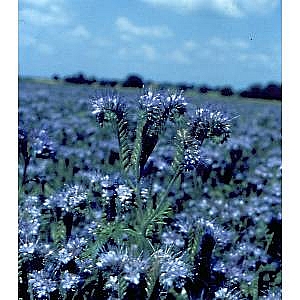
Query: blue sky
xmin=19 ymin=0 xmax=281 ymax=89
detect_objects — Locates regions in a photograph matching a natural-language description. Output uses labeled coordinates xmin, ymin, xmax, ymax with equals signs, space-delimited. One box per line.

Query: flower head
xmin=139 ymin=89 xmax=187 ymax=127
xmin=96 ymin=249 xmax=128 ymax=274
xmin=214 ymin=286 xmax=241 ymax=300
xmin=60 ymin=271 xmax=81 ymax=291
xmin=153 ymin=249 xmax=190 ymax=290
xmin=96 ymin=247 xmax=148 ymax=285
xmin=174 ymin=128 xmax=208 ymax=172
xmin=91 ymin=92 xmax=127 ymax=126
xmin=183 ymin=145 xmax=208 ymax=172
xmin=28 ymin=270 xmax=57 ymax=299
xmin=123 ymin=256 xmax=148 ymax=285
xmin=190 ymin=107 xmax=234 ymax=144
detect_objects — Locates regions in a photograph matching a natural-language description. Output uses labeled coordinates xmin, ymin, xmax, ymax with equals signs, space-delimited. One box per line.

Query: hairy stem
xmin=141 ymin=167 xmax=182 ymax=237
xmin=22 ymin=156 xmax=30 ymax=185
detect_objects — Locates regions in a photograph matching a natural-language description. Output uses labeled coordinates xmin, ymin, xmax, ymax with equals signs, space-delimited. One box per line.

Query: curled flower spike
xmin=91 ymin=92 xmax=127 ymax=126
xmin=96 ymin=249 xmax=128 ymax=274
xmin=183 ymin=145 xmax=208 ymax=172
xmin=164 ymin=90 xmax=187 ymax=120
xmin=139 ymin=89 xmax=187 ymax=124
xmin=153 ymin=249 xmax=190 ymax=290
xmin=190 ymin=107 xmax=235 ymax=144
xmin=96 ymin=247 xmax=148 ymax=284
xmin=28 ymin=270 xmax=57 ymax=298
xmin=139 ymin=89 xmax=164 ymax=111
xmin=60 ymin=271 xmax=80 ymax=291
xmin=123 ymin=256 xmax=148 ymax=285
xmin=173 ymin=128 xmax=208 ymax=172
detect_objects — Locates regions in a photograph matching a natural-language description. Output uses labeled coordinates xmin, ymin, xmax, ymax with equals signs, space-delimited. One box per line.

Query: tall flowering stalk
xmin=91 ymin=92 xmax=131 ymax=173
xmin=90 ymin=90 xmax=234 ymax=238
xmin=87 ymin=89 xmax=234 ymax=298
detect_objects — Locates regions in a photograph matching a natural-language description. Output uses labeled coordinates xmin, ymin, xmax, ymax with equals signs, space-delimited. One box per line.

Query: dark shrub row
xmin=240 ymin=83 xmax=282 ymax=100
xmin=198 ymin=83 xmax=281 ymax=100
xmin=63 ymin=73 xmax=97 ymax=85
xmin=53 ymin=73 xmax=282 ymax=100
xmin=57 ymin=73 xmax=144 ymax=88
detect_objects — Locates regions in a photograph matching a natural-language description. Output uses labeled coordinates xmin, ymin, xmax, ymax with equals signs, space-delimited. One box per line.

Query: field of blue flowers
xmin=18 ymin=80 xmax=281 ymax=300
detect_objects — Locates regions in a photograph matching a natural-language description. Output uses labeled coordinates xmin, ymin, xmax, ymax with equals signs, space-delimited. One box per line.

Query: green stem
xmin=135 ymin=181 xmax=144 ymax=224
xmin=123 ymin=228 xmax=155 ymax=253
xmin=22 ymin=156 xmax=30 ymax=185
xmin=141 ymin=167 xmax=182 ymax=236
xmin=159 ymin=167 xmax=182 ymax=203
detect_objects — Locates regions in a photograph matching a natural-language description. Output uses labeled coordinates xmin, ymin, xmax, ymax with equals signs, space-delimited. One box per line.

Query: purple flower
xmin=153 ymin=249 xmax=190 ymax=290
xmin=190 ymin=107 xmax=234 ymax=144
xmin=60 ymin=271 xmax=81 ymax=291
xmin=90 ymin=93 xmax=127 ymax=126
xmin=28 ymin=270 xmax=57 ymax=298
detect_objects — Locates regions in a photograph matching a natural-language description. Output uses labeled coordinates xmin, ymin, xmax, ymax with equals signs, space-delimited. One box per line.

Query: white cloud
xmin=209 ymin=36 xmax=250 ymax=50
xmin=19 ymin=0 xmax=69 ymax=26
xmin=19 ymin=35 xmax=37 ymax=47
xmin=20 ymin=0 xmax=63 ymax=6
xmin=37 ymin=43 xmax=54 ymax=55
xmin=238 ymin=0 xmax=279 ymax=13
xmin=140 ymin=0 xmax=279 ymax=17
xmin=19 ymin=6 xmax=69 ymax=26
xmin=141 ymin=44 xmax=158 ymax=60
xmin=20 ymin=0 xmax=51 ymax=6
xmin=212 ymin=0 xmax=243 ymax=17
xmin=140 ymin=0 xmax=242 ymax=16
xmin=115 ymin=16 xmax=173 ymax=39
xmin=118 ymin=43 xmax=158 ymax=61
xmin=183 ymin=40 xmax=198 ymax=51
xmin=232 ymin=38 xmax=250 ymax=50
xmin=70 ymin=25 xmax=91 ymax=40
xmin=141 ymin=0 xmax=202 ymax=11
xmin=92 ymin=37 xmax=111 ymax=48
xmin=237 ymin=53 xmax=271 ymax=64
xmin=20 ymin=35 xmax=54 ymax=55
xmin=209 ymin=37 xmax=228 ymax=48
xmin=169 ymin=49 xmax=191 ymax=64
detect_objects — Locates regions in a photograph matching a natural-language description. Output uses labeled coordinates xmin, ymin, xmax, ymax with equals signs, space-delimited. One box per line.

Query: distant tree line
xmin=54 ymin=73 xmax=143 ymax=88
xmin=52 ymin=73 xmax=282 ymax=100
xmin=239 ymin=83 xmax=282 ymax=100
xmin=197 ymin=83 xmax=281 ymax=100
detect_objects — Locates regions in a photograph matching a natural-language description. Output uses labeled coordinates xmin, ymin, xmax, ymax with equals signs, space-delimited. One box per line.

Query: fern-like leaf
xmin=118 ymin=274 xmax=129 ymax=300
xmin=187 ymin=225 xmax=202 ymax=265
xmin=142 ymin=199 xmax=173 ymax=240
